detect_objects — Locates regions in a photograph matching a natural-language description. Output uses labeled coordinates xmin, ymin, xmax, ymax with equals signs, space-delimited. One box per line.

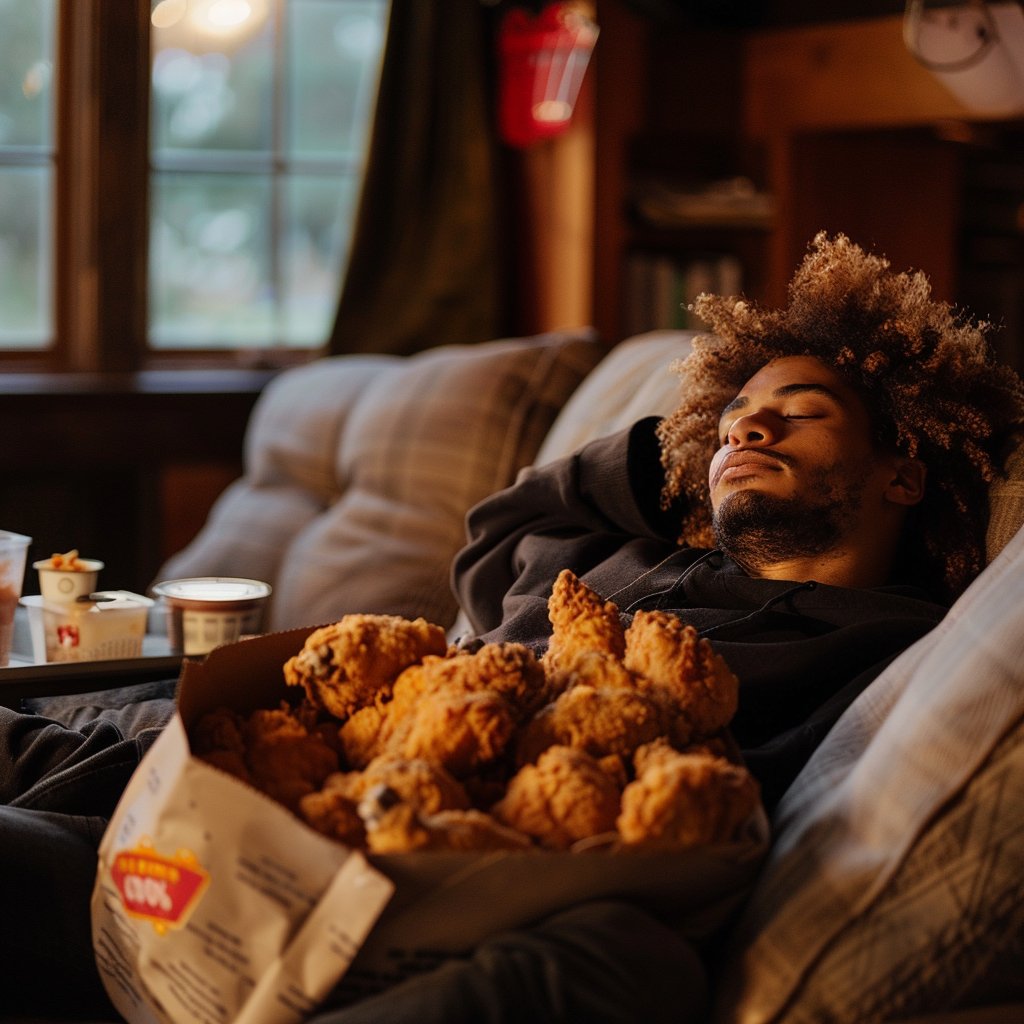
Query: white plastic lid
xmin=152 ymin=577 xmax=272 ymax=602
xmin=89 ymin=590 xmax=155 ymax=609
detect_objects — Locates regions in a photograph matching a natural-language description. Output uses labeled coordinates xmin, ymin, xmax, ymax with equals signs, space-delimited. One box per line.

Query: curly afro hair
xmin=656 ymin=232 xmax=1024 ymax=601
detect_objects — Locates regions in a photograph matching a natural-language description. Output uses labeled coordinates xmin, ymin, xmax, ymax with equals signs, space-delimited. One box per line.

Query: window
xmin=0 ymin=0 xmax=56 ymax=351
xmin=149 ymin=0 xmax=388 ymax=350
xmin=0 ymin=0 xmax=388 ymax=367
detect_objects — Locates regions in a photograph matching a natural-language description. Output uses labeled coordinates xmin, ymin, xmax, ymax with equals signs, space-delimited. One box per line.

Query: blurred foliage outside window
xmin=149 ymin=0 xmax=389 ymax=350
xmin=0 ymin=0 xmax=55 ymax=351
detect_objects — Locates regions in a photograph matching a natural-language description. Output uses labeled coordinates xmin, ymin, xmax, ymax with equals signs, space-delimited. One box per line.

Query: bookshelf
xmin=592 ymin=4 xmax=1024 ymax=373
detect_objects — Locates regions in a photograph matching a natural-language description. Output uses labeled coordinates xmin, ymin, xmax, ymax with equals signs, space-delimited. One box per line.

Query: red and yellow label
xmin=111 ymin=840 xmax=210 ymax=935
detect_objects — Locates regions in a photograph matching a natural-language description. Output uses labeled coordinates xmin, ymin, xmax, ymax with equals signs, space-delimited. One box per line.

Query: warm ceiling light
xmin=207 ymin=0 xmax=251 ymax=27
xmin=151 ymin=0 xmax=187 ymax=29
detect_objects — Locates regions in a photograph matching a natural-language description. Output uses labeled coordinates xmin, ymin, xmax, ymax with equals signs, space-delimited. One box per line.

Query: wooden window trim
xmin=0 ymin=0 xmax=324 ymax=374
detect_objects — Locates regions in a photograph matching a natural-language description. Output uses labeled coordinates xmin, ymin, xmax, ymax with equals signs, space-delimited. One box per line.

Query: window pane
xmin=287 ymin=0 xmax=388 ymax=159
xmin=280 ymin=173 xmax=360 ymax=345
xmin=0 ymin=0 xmax=55 ymax=148
xmin=150 ymin=172 xmax=274 ymax=347
xmin=151 ymin=1 xmax=274 ymax=154
xmin=0 ymin=166 xmax=51 ymax=348
xmin=149 ymin=0 xmax=390 ymax=350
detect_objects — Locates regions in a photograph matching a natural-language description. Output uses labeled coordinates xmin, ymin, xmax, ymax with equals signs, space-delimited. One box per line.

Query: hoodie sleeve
xmin=451 ymin=418 xmax=684 ymax=639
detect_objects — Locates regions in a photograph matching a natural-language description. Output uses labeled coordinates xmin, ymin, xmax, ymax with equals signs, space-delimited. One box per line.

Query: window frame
xmin=0 ymin=0 xmax=345 ymax=373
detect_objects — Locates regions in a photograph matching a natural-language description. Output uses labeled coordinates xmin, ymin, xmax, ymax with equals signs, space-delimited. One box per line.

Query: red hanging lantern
xmin=498 ymin=3 xmax=599 ymax=149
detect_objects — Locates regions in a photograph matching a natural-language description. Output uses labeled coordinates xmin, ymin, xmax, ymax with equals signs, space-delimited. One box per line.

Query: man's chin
xmin=712 ymin=489 xmax=851 ymax=568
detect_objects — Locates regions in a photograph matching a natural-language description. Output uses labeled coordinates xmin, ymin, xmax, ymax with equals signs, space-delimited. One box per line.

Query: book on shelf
xmin=624 ymin=251 xmax=743 ymax=338
xmin=632 ymin=176 xmax=775 ymax=230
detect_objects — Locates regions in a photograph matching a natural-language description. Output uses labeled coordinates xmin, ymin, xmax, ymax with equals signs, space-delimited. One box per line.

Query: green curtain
xmin=328 ymin=0 xmax=500 ymax=356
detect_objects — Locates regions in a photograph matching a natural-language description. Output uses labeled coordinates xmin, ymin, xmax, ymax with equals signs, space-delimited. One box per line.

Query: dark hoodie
xmin=452 ymin=417 xmax=948 ymax=812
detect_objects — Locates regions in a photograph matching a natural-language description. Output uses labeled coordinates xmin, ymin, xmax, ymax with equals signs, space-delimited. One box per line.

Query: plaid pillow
xmin=269 ymin=331 xmax=601 ymax=629
xmin=716 ymin=524 xmax=1024 ymax=1024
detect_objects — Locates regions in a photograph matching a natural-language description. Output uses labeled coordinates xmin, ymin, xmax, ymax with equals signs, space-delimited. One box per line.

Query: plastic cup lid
xmin=152 ymin=577 xmax=272 ymax=602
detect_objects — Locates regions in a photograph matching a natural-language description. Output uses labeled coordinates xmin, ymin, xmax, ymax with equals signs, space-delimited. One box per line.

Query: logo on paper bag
xmin=111 ymin=839 xmax=210 ymax=934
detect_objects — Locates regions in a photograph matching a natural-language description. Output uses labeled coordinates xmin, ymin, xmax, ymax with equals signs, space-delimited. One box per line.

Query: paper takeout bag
xmin=92 ymin=629 xmax=769 ymax=1024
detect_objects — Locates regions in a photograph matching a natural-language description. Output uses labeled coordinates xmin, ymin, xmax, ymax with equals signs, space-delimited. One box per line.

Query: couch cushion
xmin=534 ymin=331 xmax=695 ymax=465
xmin=246 ymin=354 xmax=399 ymax=503
xmin=269 ymin=330 xmax=602 ymax=629
xmin=987 ymin=438 xmax=1024 ymax=563
xmin=715 ymin=523 xmax=1024 ymax=1024
xmin=156 ymin=356 xmax=398 ymax=589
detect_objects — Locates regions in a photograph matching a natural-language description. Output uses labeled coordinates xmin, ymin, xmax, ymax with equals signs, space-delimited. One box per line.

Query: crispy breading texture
xmin=399 ymin=690 xmax=516 ymax=778
xmin=542 ymin=569 xmax=626 ymax=683
xmin=391 ymin=643 xmax=551 ymax=722
xmin=298 ymin=776 xmax=366 ymax=846
xmin=366 ymin=805 xmax=533 ymax=853
xmin=517 ymin=684 xmax=664 ymax=765
xmin=625 ymin=610 xmax=739 ymax=737
xmin=192 ymin=707 xmax=252 ymax=783
xmin=298 ymin=756 xmax=469 ymax=845
xmin=242 ymin=705 xmax=339 ymax=813
xmin=340 ymin=643 xmax=543 ymax=769
xmin=618 ymin=741 xmax=760 ymax=849
xmin=493 ymin=746 xmax=622 ymax=850
xmin=283 ymin=614 xmax=447 ymax=719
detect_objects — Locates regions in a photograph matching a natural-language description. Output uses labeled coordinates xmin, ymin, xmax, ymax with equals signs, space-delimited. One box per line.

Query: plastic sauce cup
xmin=152 ymin=578 xmax=272 ymax=656
xmin=0 ymin=530 xmax=32 ymax=667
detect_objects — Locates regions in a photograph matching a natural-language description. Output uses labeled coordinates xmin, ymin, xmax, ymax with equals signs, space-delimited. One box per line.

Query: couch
xmin=148 ymin=329 xmax=1024 ymax=1024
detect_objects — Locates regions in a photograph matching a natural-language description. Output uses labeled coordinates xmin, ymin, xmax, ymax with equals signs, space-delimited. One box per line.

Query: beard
xmin=712 ymin=463 xmax=868 ymax=571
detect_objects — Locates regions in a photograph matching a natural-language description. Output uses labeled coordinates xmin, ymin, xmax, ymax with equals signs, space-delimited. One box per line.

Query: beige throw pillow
xmin=269 ymin=331 xmax=602 ymax=629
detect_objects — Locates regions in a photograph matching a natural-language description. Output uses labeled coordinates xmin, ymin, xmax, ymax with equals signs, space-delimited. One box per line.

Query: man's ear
xmin=884 ymin=457 xmax=926 ymax=507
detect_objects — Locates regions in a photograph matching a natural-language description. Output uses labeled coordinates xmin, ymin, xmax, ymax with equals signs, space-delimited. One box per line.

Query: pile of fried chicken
xmin=191 ymin=570 xmax=761 ymax=854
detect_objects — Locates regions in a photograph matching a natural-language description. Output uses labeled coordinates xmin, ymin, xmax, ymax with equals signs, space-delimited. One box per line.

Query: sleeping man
xmin=2 ymin=233 xmax=1022 ymax=1022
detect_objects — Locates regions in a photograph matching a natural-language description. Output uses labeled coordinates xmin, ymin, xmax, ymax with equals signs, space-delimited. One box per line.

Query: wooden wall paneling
xmin=744 ymin=15 xmax=969 ymax=306
xmin=593 ymin=0 xmax=648 ymax=346
xmin=0 ymin=375 xmax=269 ymax=592
xmin=743 ymin=15 xmax=976 ymax=138
xmin=787 ymin=131 xmax=961 ymax=301
xmin=95 ymin=0 xmax=151 ymax=371
xmin=159 ymin=463 xmax=241 ymax=566
xmin=518 ymin=72 xmax=596 ymax=335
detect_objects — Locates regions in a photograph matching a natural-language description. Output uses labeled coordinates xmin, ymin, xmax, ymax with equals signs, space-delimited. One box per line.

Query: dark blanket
xmin=453 ymin=417 xmax=948 ymax=812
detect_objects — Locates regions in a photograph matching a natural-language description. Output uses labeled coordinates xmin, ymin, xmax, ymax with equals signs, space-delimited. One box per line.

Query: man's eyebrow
xmin=718 ymin=382 xmax=844 ymax=421
xmin=772 ymin=382 xmax=844 ymax=402
xmin=720 ymin=395 xmax=748 ymax=417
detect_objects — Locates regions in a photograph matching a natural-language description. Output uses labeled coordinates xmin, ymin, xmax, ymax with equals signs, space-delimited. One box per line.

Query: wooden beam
xmin=744 ymin=15 xmax=979 ymax=138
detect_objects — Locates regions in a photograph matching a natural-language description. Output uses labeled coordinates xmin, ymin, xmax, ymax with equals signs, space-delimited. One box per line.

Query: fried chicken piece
xmin=284 ymin=614 xmax=447 ymax=720
xmin=597 ymin=753 xmax=629 ymax=789
xmin=516 ymin=684 xmax=665 ymax=765
xmin=191 ymin=707 xmax=252 ymax=784
xmin=617 ymin=741 xmax=761 ymax=850
xmin=338 ymin=643 xmax=543 ymax=769
xmin=300 ymin=754 xmax=469 ymax=846
xmin=542 ymin=570 xmax=626 ymax=684
xmin=359 ymin=755 xmax=470 ymax=813
xmin=365 ymin=803 xmax=533 ymax=853
xmin=391 ymin=643 xmax=551 ymax=722
xmin=242 ymin=705 xmax=339 ymax=813
xmin=399 ymin=690 xmax=516 ymax=778
xmin=340 ymin=704 xmax=387 ymax=769
xmin=555 ymin=650 xmax=636 ymax=691
xmin=493 ymin=746 xmax=622 ymax=850
xmin=298 ymin=776 xmax=367 ymax=847
xmin=624 ymin=611 xmax=739 ymax=741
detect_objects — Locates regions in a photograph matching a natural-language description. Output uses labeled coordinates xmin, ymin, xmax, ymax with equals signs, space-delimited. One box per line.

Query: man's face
xmin=708 ymin=355 xmax=893 ymax=567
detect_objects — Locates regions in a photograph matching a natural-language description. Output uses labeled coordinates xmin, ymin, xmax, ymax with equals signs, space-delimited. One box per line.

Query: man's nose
xmin=728 ymin=411 xmax=778 ymax=446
